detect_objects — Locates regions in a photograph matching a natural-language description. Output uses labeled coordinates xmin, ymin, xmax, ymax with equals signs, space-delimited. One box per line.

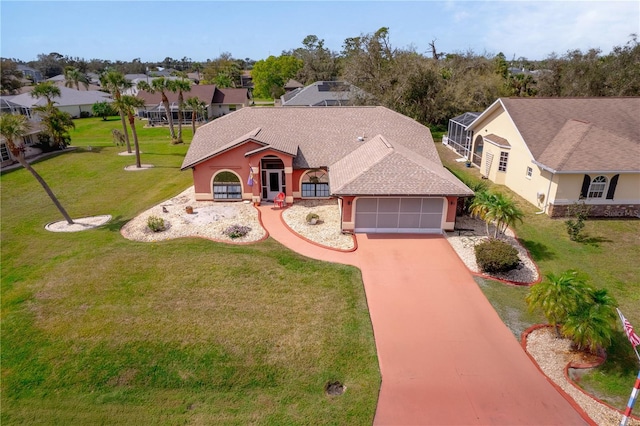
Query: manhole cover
xmin=325 ymin=381 xmax=346 ymax=396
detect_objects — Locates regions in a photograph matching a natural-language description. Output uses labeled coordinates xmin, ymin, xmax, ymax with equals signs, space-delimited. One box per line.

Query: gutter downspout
xmin=536 ymin=171 xmax=554 ymax=215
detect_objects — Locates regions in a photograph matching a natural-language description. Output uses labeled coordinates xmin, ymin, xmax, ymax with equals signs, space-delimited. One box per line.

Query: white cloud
xmin=479 ymin=1 xmax=639 ymax=59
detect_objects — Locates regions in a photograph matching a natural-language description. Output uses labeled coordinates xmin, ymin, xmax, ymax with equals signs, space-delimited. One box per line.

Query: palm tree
xmin=484 ymin=192 xmax=524 ymax=238
xmin=562 ymin=287 xmax=618 ymax=353
xmin=112 ymin=95 xmax=146 ymax=168
xmin=185 ymin=96 xmax=207 ymax=136
xmin=168 ymin=77 xmax=191 ymax=143
xmin=35 ymin=105 xmax=75 ymax=149
xmin=30 ymin=81 xmax=61 ymax=106
xmin=469 ymin=190 xmax=493 ymax=236
xmin=0 ymin=113 xmax=74 ymax=224
xmin=137 ymin=77 xmax=176 ymax=141
xmin=100 ymin=70 xmax=132 ymax=152
xmin=526 ymin=270 xmax=590 ymax=336
xmin=64 ymin=66 xmax=89 ymax=90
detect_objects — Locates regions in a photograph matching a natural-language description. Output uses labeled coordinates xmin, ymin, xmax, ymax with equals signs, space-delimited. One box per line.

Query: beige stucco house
xmin=464 ymin=97 xmax=640 ymax=217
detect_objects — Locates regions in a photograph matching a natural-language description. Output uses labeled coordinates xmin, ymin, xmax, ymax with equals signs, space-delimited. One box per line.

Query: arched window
xmin=301 ymin=170 xmax=329 ymax=198
xmin=588 ymin=175 xmax=607 ymax=199
xmin=213 ymin=171 xmax=242 ymax=200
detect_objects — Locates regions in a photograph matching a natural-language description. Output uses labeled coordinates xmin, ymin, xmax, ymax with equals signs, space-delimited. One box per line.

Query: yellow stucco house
xmin=459 ymin=97 xmax=640 ymax=217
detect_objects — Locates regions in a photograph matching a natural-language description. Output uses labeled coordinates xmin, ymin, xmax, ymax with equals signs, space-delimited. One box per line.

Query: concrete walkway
xmin=258 ymin=205 xmax=591 ymax=425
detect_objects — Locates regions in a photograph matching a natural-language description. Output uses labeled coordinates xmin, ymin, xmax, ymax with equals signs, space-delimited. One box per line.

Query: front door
xmin=266 ymin=170 xmax=282 ymax=201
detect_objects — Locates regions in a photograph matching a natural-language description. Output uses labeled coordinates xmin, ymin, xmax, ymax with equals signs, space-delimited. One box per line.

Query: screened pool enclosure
xmin=443 ymin=112 xmax=480 ymax=159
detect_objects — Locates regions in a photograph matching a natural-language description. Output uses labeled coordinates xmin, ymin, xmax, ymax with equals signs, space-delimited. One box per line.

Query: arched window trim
xmin=587 ymin=175 xmax=607 ymax=199
xmin=212 ymin=169 xmax=242 ymax=200
xmin=301 ymin=169 xmax=330 ymax=198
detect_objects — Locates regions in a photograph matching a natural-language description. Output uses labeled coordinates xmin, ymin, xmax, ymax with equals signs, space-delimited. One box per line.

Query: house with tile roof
xmin=8 ymin=86 xmax=112 ymax=118
xmin=466 ymin=97 xmax=640 ymax=217
xmin=181 ymin=106 xmax=473 ymax=233
xmin=136 ymin=84 xmax=251 ymax=125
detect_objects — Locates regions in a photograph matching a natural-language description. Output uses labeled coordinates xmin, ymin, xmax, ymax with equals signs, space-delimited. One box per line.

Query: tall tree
xmin=64 ymin=66 xmax=89 ymax=90
xmin=0 ymin=59 xmax=24 ymax=95
xmin=100 ymin=70 xmax=133 ymax=152
xmin=112 ymin=95 xmax=146 ymax=168
xmin=137 ymin=77 xmax=176 ymax=141
xmin=251 ymin=55 xmax=302 ymax=99
xmin=290 ymin=35 xmax=340 ymax=84
xmin=0 ymin=113 xmax=74 ymax=224
xmin=168 ymin=77 xmax=191 ymax=143
xmin=202 ymin=53 xmax=241 ymax=88
xmin=185 ymin=96 xmax=207 ymax=136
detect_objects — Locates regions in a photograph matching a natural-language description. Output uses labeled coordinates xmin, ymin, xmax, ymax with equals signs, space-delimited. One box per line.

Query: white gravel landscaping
xmin=281 ymin=199 xmax=355 ymax=250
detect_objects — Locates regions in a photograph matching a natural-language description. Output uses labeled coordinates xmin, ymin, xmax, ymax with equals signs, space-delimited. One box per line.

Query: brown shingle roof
xmin=182 ymin=107 xmax=441 ymax=170
xmin=498 ymin=97 xmax=640 ymax=172
xmin=212 ymin=88 xmax=250 ymax=105
xmin=330 ymin=136 xmax=473 ymax=196
xmin=182 ymin=106 xmax=472 ymax=197
xmin=484 ymin=134 xmax=510 ymax=148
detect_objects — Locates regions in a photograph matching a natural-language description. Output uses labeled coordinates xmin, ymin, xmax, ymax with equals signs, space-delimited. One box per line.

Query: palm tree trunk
xmin=176 ymin=92 xmax=183 ymax=143
xmin=191 ymin=111 xmax=196 ymax=136
xmin=17 ymin=155 xmax=74 ymax=224
xmin=161 ymin=93 xmax=176 ymax=140
xmin=129 ymin=114 xmax=142 ymax=169
xmin=114 ymin=91 xmax=132 ymax=153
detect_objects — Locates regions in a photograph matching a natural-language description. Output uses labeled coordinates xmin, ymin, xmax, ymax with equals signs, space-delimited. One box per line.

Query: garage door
xmin=354 ymin=197 xmax=444 ymax=233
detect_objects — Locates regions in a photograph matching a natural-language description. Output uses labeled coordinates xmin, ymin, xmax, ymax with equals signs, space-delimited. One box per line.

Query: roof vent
xmin=357 ymin=136 xmax=364 ymax=142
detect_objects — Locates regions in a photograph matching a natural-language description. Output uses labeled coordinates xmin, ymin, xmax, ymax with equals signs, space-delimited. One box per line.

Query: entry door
xmin=266 ymin=170 xmax=282 ymax=201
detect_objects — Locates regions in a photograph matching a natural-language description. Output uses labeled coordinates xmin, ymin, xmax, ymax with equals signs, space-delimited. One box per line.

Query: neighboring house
xmin=466 ymin=97 xmax=640 ymax=217
xmin=8 ymin=86 xmax=112 ymax=118
xmin=181 ymin=107 xmax=473 ymax=234
xmin=283 ymin=79 xmax=303 ymax=92
xmin=0 ymin=98 xmax=45 ymax=167
xmin=16 ymin=64 xmax=43 ymax=83
xmin=280 ymin=81 xmax=371 ymax=106
xmin=136 ymin=84 xmax=250 ymax=124
xmin=443 ymin=112 xmax=480 ymax=158
xmin=46 ymin=74 xmax=102 ymax=91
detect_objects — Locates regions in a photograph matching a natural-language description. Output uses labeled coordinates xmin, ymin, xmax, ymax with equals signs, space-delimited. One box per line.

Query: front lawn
xmin=1 ymin=117 xmax=380 ymax=424
xmin=436 ymin=142 xmax=640 ymax=409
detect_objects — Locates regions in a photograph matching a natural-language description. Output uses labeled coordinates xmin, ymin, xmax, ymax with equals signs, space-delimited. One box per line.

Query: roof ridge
xmin=543 ymin=119 xmax=592 ymax=170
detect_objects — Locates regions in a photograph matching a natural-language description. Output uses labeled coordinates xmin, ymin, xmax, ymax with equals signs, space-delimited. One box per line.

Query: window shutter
xmin=580 ymin=175 xmax=591 ymax=199
xmin=606 ymin=174 xmax=619 ymax=200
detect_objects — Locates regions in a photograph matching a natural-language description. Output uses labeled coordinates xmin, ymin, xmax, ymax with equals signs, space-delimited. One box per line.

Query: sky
xmin=1 ymin=1 xmax=639 ymax=63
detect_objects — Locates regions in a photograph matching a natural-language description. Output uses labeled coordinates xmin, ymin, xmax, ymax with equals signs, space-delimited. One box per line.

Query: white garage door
xmin=354 ymin=197 xmax=444 ymax=233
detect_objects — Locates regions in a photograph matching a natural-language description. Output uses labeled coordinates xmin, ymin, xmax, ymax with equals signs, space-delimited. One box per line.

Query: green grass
xmin=437 ymin=141 xmax=640 ymax=410
xmin=1 ymin=117 xmax=380 ymax=424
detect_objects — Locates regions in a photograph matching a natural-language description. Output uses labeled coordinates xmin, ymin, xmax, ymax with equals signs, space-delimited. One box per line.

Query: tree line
xmin=2 ymin=28 xmax=638 ymax=126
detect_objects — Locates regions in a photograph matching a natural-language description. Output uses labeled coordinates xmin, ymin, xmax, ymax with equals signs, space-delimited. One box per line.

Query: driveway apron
xmin=258 ymin=206 xmax=590 ymax=425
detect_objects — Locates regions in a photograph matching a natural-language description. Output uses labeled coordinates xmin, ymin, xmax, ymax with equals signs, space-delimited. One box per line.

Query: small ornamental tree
xmin=564 ymin=202 xmax=591 ymax=241
xmin=92 ymin=101 xmax=115 ymax=120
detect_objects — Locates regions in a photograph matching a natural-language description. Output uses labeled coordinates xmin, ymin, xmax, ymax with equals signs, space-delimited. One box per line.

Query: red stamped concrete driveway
xmin=259 ymin=206 xmax=590 ymax=425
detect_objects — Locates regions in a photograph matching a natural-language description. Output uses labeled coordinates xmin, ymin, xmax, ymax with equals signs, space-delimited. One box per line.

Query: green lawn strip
xmin=1 ymin=117 xmax=379 ymax=424
xmin=436 ymin=142 xmax=640 ymax=408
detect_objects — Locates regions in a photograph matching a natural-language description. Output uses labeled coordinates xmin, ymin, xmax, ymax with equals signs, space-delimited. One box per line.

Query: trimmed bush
xmin=474 ymin=238 xmax=520 ymax=273
xmin=223 ymin=224 xmax=251 ymax=239
xmin=147 ymin=215 xmax=165 ymax=232
xmin=305 ymin=212 xmax=319 ymax=223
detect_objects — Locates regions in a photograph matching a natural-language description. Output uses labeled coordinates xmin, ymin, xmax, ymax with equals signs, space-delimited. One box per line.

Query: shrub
xmin=306 ymin=212 xmax=319 ymax=223
xmin=474 ymin=239 xmax=520 ymax=273
xmin=223 ymin=224 xmax=251 ymax=239
xmin=564 ymin=202 xmax=591 ymax=241
xmin=147 ymin=215 xmax=165 ymax=232
xmin=79 ymin=111 xmax=92 ymax=118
